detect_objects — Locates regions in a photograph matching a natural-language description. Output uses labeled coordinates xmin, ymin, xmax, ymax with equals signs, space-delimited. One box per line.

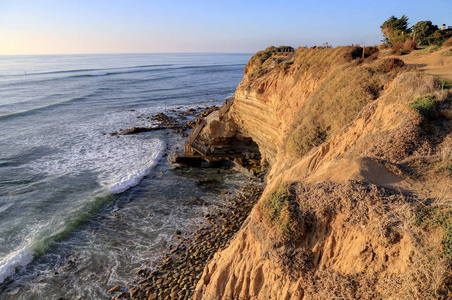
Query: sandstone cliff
xmin=194 ymin=46 xmax=452 ymax=299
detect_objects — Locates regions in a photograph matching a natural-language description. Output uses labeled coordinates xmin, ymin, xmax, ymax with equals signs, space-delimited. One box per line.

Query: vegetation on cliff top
xmin=380 ymin=15 xmax=452 ymax=50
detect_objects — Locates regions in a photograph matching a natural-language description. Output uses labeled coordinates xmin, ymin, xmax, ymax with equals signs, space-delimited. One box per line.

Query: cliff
xmin=193 ymin=45 xmax=452 ymax=299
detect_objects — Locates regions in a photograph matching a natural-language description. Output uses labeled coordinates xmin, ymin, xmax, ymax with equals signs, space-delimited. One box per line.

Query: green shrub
xmin=260 ymin=185 xmax=305 ymax=242
xmin=409 ymin=96 xmax=437 ymax=120
xmin=244 ymin=50 xmax=272 ymax=74
xmin=380 ymin=15 xmax=412 ymax=45
xmin=261 ymin=185 xmax=291 ymax=222
xmin=412 ymin=20 xmax=439 ymax=46
xmin=277 ymin=46 xmax=294 ymax=52
xmin=264 ymin=46 xmax=278 ymax=53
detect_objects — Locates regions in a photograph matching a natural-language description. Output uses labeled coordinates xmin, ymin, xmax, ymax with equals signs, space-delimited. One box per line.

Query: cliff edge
xmin=193 ymin=45 xmax=452 ymax=299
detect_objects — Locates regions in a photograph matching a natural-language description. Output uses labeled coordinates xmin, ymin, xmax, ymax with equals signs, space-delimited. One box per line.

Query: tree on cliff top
xmin=381 ymin=15 xmax=412 ymax=44
xmin=413 ymin=20 xmax=440 ymax=45
xmin=413 ymin=20 xmax=438 ymax=37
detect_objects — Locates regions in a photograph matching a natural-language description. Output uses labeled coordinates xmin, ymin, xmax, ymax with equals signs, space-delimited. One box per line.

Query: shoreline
xmin=107 ymin=181 xmax=263 ymax=300
xmin=103 ymin=104 xmax=265 ymax=300
xmin=0 ymin=103 xmax=244 ymax=299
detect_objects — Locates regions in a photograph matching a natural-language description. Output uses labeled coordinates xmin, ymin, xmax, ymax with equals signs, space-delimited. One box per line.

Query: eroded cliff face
xmin=194 ymin=46 xmax=452 ymax=299
xmin=206 ymin=48 xmax=357 ymax=165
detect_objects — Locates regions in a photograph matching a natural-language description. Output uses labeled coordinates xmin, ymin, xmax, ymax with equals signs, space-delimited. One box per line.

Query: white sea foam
xmin=0 ymin=247 xmax=34 ymax=284
xmin=26 ymin=107 xmax=166 ymax=193
xmin=0 ymin=135 xmax=164 ymax=283
xmin=108 ymin=145 xmax=164 ymax=194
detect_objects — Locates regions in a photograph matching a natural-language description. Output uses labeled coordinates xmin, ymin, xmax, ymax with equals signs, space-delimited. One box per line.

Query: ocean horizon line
xmin=0 ymin=51 xmax=255 ymax=57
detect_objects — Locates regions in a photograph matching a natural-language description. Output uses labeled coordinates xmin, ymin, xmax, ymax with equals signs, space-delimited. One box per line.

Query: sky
xmin=1 ymin=0 xmax=451 ymax=55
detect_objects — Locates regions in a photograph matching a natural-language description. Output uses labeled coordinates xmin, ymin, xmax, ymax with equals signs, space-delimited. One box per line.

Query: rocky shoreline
xmin=108 ymin=105 xmax=220 ymax=137
xmin=107 ymin=182 xmax=263 ymax=300
xmin=104 ymin=102 xmax=265 ymax=300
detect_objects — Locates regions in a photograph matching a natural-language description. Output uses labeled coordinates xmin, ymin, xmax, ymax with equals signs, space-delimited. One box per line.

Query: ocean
xmin=0 ymin=53 xmax=251 ymax=299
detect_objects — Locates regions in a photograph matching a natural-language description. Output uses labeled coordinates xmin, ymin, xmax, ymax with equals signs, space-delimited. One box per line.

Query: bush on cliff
xmin=409 ymin=96 xmax=437 ymax=120
xmin=389 ymin=39 xmax=416 ymax=55
xmin=244 ymin=51 xmax=272 ymax=74
xmin=347 ymin=46 xmax=379 ymax=60
xmin=259 ymin=184 xmax=306 ymax=243
xmin=245 ymin=45 xmax=295 ymax=76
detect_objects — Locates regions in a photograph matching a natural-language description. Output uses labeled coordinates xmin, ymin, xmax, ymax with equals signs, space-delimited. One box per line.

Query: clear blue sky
xmin=1 ymin=0 xmax=451 ymax=55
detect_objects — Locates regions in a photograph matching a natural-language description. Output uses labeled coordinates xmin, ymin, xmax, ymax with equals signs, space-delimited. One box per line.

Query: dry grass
xmin=245 ymin=46 xmax=352 ymax=80
xmin=390 ymin=42 xmax=404 ymax=55
xmin=396 ymin=134 xmax=452 ymax=181
xmin=430 ymin=182 xmax=452 ymax=207
xmin=326 ymin=182 xmax=449 ymax=297
xmin=262 ymin=180 xmax=452 ymax=299
xmin=290 ymin=47 xmax=356 ymax=83
xmin=403 ymin=38 xmax=417 ymax=51
xmin=395 ymin=72 xmax=441 ymax=97
xmin=443 ymin=37 xmax=452 ymax=48
xmin=436 ymin=137 xmax=452 ymax=177
xmin=439 ymin=140 xmax=452 ymax=163
xmin=286 ymin=58 xmax=406 ymax=157
xmin=292 ymin=181 xmax=410 ymax=239
xmin=434 ymin=87 xmax=450 ymax=103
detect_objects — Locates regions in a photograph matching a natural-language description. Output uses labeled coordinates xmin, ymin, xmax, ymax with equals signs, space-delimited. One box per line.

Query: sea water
xmin=0 ymin=53 xmax=250 ymax=299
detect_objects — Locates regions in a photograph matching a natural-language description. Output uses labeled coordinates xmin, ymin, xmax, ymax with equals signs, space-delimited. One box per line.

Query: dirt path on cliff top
xmin=396 ymin=47 xmax=452 ymax=81
xmin=394 ymin=47 xmax=452 ymax=200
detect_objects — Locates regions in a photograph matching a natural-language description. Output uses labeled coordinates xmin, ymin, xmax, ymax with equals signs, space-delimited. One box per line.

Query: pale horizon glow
xmin=1 ymin=0 xmax=451 ymax=55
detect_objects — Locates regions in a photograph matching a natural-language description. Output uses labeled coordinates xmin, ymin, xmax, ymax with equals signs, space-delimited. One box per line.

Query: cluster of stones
xmin=107 ymin=183 xmax=263 ymax=300
xmin=151 ymin=112 xmax=181 ymax=126
xmin=108 ymin=106 xmax=218 ymax=137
